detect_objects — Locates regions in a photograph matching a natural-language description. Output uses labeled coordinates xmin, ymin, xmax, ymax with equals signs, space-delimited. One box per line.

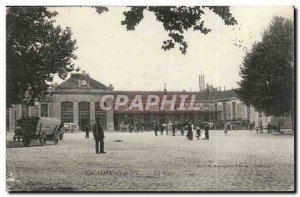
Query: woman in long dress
xmin=186 ymin=123 xmax=193 ymax=140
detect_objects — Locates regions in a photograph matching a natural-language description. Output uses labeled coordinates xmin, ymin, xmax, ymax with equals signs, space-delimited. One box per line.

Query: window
xmin=61 ymin=102 xmax=73 ymax=123
xmin=95 ymin=102 xmax=106 ymax=128
xmin=232 ymin=102 xmax=236 ymax=120
xmin=41 ymin=104 xmax=48 ymax=117
xmin=79 ymin=102 xmax=90 ymax=129
xmin=215 ymin=104 xmax=218 ymax=111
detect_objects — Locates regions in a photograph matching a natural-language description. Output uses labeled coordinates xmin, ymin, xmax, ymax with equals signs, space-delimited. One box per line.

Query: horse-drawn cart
xmin=13 ymin=117 xmax=65 ymax=147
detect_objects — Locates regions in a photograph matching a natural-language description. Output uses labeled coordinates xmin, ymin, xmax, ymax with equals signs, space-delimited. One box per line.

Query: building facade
xmin=8 ymin=73 xmax=288 ymax=131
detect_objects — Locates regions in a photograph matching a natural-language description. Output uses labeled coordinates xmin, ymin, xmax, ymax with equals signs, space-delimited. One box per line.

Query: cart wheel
xmin=22 ymin=136 xmax=30 ymax=147
xmin=54 ymin=135 xmax=59 ymax=145
xmin=59 ymin=133 xmax=64 ymax=140
xmin=39 ymin=133 xmax=47 ymax=146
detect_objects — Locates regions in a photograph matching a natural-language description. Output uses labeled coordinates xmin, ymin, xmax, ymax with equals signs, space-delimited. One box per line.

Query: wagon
xmin=13 ymin=117 xmax=65 ymax=147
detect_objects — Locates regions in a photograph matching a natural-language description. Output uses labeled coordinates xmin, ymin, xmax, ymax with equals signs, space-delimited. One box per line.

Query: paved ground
xmin=6 ymin=130 xmax=294 ymax=192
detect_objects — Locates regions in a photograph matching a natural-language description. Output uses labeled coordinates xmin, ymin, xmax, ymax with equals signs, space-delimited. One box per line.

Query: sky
xmin=49 ymin=6 xmax=293 ymax=92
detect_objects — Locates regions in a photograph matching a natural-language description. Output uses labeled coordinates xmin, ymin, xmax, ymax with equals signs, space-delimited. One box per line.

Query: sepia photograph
xmin=5 ymin=3 xmax=295 ymax=192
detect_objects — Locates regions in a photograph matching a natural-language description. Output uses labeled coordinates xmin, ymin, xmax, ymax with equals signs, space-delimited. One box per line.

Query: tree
xmin=236 ymin=16 xmax=294 ymax=131
xmin=6 ymin=7 xmax=78 ymax=107
xmin=94 ymin=6 xmax=237 ymax=54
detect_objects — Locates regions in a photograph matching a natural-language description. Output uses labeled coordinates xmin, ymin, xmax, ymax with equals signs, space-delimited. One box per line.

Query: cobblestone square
xmin=6 ymin=130 xmax=294 ymax=192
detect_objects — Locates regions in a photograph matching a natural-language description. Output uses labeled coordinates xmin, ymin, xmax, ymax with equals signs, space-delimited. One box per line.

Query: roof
xmin=113 ymin=89 xmax=238 ymax=102
xmin=55 ymin=73 xmax=108 ymax=90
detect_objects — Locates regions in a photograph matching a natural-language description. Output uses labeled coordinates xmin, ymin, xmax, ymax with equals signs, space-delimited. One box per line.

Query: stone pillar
xmin=18 ymin=104 xmax=22 ymax=118
xmin=9 ymin=105 xmax=21 ymax=130
xmin=106 ymin=98 xmax=114 ymax=131
xmin=73 ymin=101 xmax=78 ymax=125
xmin=53 ymin=102 xmax=61 ymax=119
xmin=9 ymin=107 xmax=14 ymax=130
xmin=48 ymin=103 xmax=51 ymax=117
xmin=90 ymin=102 xmax=95 ymax=125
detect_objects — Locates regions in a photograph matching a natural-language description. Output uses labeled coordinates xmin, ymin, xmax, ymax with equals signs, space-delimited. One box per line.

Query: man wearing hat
xmin=92 ymin=118 xmax=106 ymax=154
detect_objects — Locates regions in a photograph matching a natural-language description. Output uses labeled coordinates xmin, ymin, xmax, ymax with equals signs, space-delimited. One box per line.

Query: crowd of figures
xmin=148 ymin=121 xmax=217 ymax=141
xmin=80 ymin=119 xmax=277 ymax=154
xmin=249 ymin=121 xmax=275 ymax=134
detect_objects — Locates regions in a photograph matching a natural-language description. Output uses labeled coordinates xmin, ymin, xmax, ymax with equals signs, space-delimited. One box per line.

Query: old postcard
xmin=6 ymin=5 xmax=295 ymax=192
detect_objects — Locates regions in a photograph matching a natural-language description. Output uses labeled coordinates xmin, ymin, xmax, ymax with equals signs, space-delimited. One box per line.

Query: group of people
xmin=152 ymin=121 xmax=211 ymax=141
xmin=249 ymin=121 xmax=274 ymax=134
xmin=186 ymin=123 xmax=210 ymax=141
xmin=83 ymin=119 xmax=106 ymax=154
xmin=249 ymin=121 xmax=264 ymax=134
xmin=152 ymin=122 xmax=178 ymax=136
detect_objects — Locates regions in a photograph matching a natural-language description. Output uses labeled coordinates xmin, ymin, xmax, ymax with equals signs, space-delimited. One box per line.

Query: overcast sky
xmin=49 ymin=6 xmax=293 ymax=92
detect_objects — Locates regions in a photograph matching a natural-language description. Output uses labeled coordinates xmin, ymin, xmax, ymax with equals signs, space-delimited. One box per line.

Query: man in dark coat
xmin=204 ymin=123 xmax=210 ymax=140
xmin=172 ymin=123 xmax=176 ymax=136
xmin=85 ymin=123 xmax=90 ymax=138
xmin=92 ymin=119 xmax=106 ymax=154
xmin=267 ymin=122 xmax=271 ymax=134
xmin=160 ymin=124 xmax=164 ymax=135
xmin=153 ymin=122 xmax=158 ymax=136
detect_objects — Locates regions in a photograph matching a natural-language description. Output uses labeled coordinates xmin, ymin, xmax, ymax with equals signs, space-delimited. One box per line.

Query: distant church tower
xmin=199 ymin=73 xmax=205 ymax=93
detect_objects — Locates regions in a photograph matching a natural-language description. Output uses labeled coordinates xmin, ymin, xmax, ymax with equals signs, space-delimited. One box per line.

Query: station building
xmin=8 ymin=72 xmax=292 ymax=131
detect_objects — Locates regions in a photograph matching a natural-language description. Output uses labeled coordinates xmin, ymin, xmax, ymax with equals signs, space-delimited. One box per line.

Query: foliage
xmin=236 ymin=16 xmax=294 ymax=117
xmin=7 ymin=7 xmax=77 ymax=107
xmin=95 ymin=6 xmax=237 ymax=54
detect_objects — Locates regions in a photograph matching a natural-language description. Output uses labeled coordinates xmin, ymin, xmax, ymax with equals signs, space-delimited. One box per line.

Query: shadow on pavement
xmin=6 ymin=141 xmax=56 ymax=148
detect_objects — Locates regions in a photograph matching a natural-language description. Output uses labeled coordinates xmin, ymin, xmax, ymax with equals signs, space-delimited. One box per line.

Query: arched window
xmin=78 ymin=102 xmax=90 ymax=130
xmin=95 ymin=102 xmax=106 ymax=128
xmin=61 ymin=101 xmax=73 ymax=123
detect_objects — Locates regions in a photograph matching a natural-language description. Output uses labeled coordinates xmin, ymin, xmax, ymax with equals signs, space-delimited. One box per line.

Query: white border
xmin=1 ymin=1 xmax=298 ymax=197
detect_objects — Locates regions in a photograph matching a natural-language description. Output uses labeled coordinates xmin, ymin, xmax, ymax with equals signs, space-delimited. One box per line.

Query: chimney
xmin=108 ymin=84 xmax=114 ymax=91
xmin=164 ymin=83 xmax=167 ymax=95
xmin=224 ymin=86 xmax=225 ymax=91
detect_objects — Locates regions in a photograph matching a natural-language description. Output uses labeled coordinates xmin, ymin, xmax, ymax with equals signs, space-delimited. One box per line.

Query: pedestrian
xmin=160 ymin=124 xmax=164 ymax=135
xmin=181 ymin=126 xmax=184 ymax=136
xmin=249 ymin=122 xmax=253 ymax=131
xmin=259 ymin=122 xmax=263 ymax=134
xmin=256 ymin=126 xmax=259 ymax=134
xmin=153 ymin=123 xmax=158 ymax=136
xmin=135 ymin=121 xmax=140 ymax=132
xmin=224 ymin=122 xmax=230 ymax=135
xmin=85 ymin=123 xmax=90 ymax=138
xmin=165 ymin=122 xmax=169 ymax=135
xmin=186 ymin=123 xmax=193 ymax=140
xmin=92 ymin=119 xmax=106 ymax=154
xmin=196 ymin=127 xmax=201 ymax=140
xmin=267 ymin=122 xmax=271 ymax=134
xmin=204 ymin=123 xmax=210 ymax=140
xmin=129 ymin=123 xmax=133 ymax=133
xmin=172 ymin=123 xmax=176 ymax=136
